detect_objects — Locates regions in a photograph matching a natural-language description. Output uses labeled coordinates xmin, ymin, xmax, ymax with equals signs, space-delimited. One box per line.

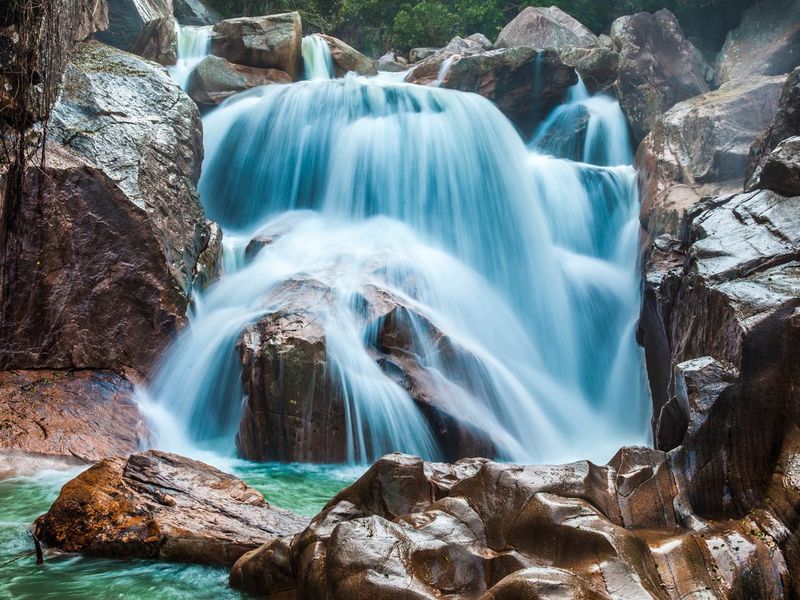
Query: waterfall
xmin=302 ymin=35 xmax=335 ymax=80
xmin=169 ymin=24 xmax=212 ymax=90
xmin=147 ymin=67 xmax=650 ymax=465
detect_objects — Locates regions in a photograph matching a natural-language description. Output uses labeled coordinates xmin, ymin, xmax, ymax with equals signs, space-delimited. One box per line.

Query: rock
xmin=407 ymin=35 xmax=486 ymax=80
xmin=408 ymin=46 xmax=576 ymax=136
xmin=747 ymin=68 xmax=800 ymax=190
xmin=96 ymin=0 xmax=172 ymax=52
xmin=759 ymin=136 xmax=800 ymax=197
xmin=0 ymin=42 xmax=213 ymax=374
xmin=637 ymin=75 xmax=784 ymax=238
xmin=236 ymin=276 xmax=496 ymax=463
xmin=211 ymin=12 xmax=302 ymax=80
xmin=131 ymin=15 xmax=178 ymax=65
xmin=495 ymin=6 xmax=598 ymax=52
xmin=715 ymin=0 xmax=800 ymax=86
xmin=35 ymin=450 xmax=309 ymax=565
xmin=317 ymin=34 xmax=376 ymax=77
xmin=0 ymin=370 xmax=146 ymax=464
xmin=378 ymin=50 xmax=408 ymax=72
xmin=187 ymin=54 xmax=290 ymax=107
xmin=409 ymin=47 xmax=437 ymax=63
xmin=173 ymin=0 xmax=218 ymax=26
xmin=611 ymin=9 xmax=710 ymax=141
xmin=560 ymin=43 xmax=618 ymax=92
xmin=465 ymin=33 xmax=492 ymax=50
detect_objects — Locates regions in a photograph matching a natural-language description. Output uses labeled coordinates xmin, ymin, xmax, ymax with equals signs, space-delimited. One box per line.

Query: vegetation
xmin=206 ymin=0 xmax=756 ymax=56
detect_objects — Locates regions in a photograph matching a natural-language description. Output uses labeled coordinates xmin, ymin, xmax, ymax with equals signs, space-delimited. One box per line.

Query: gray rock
xmin=760 ymin=136 xmax=800 ymax=197
xmin=131 ymin=15 xmax=178 ymax=65
xmin=187 ymin=54 xmax=291 ymax=107
xmin=96 ymin=0 xmax=173 ymax=51
xmin=715 ymin=0 xmax=800 ymax=86
xmin=318 ymin=34 xmax=377 ymax=77
xmin=495 ymin=5 xmax=597 ymax=52
xmin=378 ymin=51 xmax=407 ymax=72
xmin=409 ymin=47 xmax=438 ymax=63
xmin=465 ymin=32 xmax=492 ymax=50
xmin=173 ymin=0 xmax=219 ymax=26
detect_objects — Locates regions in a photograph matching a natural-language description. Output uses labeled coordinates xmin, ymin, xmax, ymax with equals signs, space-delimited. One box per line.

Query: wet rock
xmin=131 ymin=15 xmax=178 ymax=65
xmin=96 ymin=0 xmax=172 ymax=52
xmin=409 ymin=47 xmax=437 ymax=63
xmin=211 ymin=12 xmax=302 ymax=80
xmin=560 ymin=44 xmax=618 ymax=93
xmin=610 ymin=9 xmax=709 ymax=141
xmin=406 ymin=35 xmax=486 ymax=81
xmin=0 ymin=42 xmax=213 ymax=374
xmin=495 ymin=6 xmax=598 ymax=52
xmin=759 ymin=136 xmax=800 ymax=197
xmin=318 ymin=34 xmax=376 ymax=77
xmin=715 ymin=0 xmax=800 ymax=86
xmin=173 ymin=0 xmax=218 ymax=26
xmin=378 ymin=51 xmax=407 ymax=72
xmin=637 ymin=75 xmax=784 ymax=238
xmin=35 ymin=450 xmax=309 ymax=565
xmin=0 ymin=370 xmax=146 ymax=464
xmin=187 ymin=54 xmax=290 ymax=107
xmin=465 ymin=33 xmax=492 ymax=50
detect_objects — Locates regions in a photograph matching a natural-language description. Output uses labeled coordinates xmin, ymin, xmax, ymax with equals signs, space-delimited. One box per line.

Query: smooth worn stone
xmin=318 ymin=34 xmax=376 ymax=76
xmin=495 ymin=6 xmax=598 ymax=52
xmin=35 ymin=450 xmax=309 ymax=565
xmin=187 ymin=54 xmax=290 ymax=107
xmin=173 ymin=0 xmax=218 ymax=26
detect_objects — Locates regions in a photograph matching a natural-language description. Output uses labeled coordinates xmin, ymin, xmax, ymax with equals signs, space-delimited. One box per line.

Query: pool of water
xmin=0 ymin=462 xmax=359 ymax=599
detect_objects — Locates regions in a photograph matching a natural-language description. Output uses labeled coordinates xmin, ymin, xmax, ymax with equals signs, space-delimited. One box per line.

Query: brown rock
xmin=317 ymin=34 xmax=377 ymax=77
xmin=35 ymin=450 xmax=309 ymax=565
xmin=96 ymin=0 xmax=172 ymax=52
xmin=173 ymin=0 xmax=218 ymax=26
xmin=211 ymin=12 xmax=302 ymax=80
xmin=187 ymin=54 xmax=290 ymax=107
xmin=495 ymin=6 xmax=598 ymax=52
xmin=0 ymin=370 xmax=146 ymax=465
xmin=131 ymin=15 xmax=178 ymax=65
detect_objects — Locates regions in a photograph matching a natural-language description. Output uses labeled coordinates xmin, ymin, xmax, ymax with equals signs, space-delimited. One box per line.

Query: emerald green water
xmin=0 ymin=463 xmax=358 ymax=599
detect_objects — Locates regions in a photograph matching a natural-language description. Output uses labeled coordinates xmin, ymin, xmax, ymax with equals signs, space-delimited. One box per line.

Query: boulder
xmin=35 ymin=450 xmax=309 ymax=565
xmin=759 ymin=136 xmax=800 ymax=197
xmin=131 ymin=15 xmax=178 ymax=65
xmin=318 ymin=34 xmax=377 ymax=77
xmin=465 ymin=33 xmax=492 ymax=50
xmin=747 ymin=68 xmax=800 ymax=190
xmin=495 ymin=6 xmax=598 ymax=52
xmin=560 ymin=44 xmax=618 ymax=93
xmin=0 ymin=42 xmax=215 ymax=374
xmin=0 ymin=370 xmax=146 ymax=464
xmin=187 ymin=54 xmax=290 ymax=107
xmin=96 ymin=0 xmax=172 ymax=52
xmin=409 ymin=47 xmax=438 ymax=63
xmin=611 ymin=9 xmax=710 ymax=141
xmin=173 ymin=0 xmax=218 ymax=26
xmin=715 ymin=0 xmax=800 ymax=86
xmin=378 ymin=50 xmax=408 ymax=72
xmin=211 ymin=12 xmax=302 ymax=80
xmin=408 ymin=46 xmax=576 ymax=136
xmin=637 ymin=75 xmax=784 ymax=238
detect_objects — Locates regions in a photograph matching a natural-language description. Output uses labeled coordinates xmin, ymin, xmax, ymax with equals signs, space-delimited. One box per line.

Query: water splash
xmin=169 ymin=24 xmax=212 ymax=90
xmin=302 ymin=35 xmax=335 ymax=80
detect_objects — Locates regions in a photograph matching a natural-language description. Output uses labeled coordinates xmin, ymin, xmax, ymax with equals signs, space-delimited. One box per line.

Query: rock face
xmin=131 ymin=15 xmax=178 ymax=65
xmin=0 ymin=370 xmax=146 ymax=464
xmin=211 ymin=12 xmax=302 ymax=81
xmin=173 ymin=0 xmax=218 ymax=26
xmin=187 ymin=55 xmax=290 ymax=107
xmin=0 ymin=42 xmax=215 ymax=375
xmin=407 ymin=45 xmax=576 ymax=136
xmin=495 ymin=6 xmax=597 ymax=52
xmin=715 ymin=0 xmax=800 ymax=86
xmin=236 ymin=276 xmax=496 ymax=464
xmin=758 ymin=136 xmax=800 ymax=197
xmin=35 ymin=451 xmax=309 ymax=565
xmin=96 ymin=0 xmax=173 ymax=52
xmin=611 ymin=9 xmax=710 ymax=141
xmin=377 ymin=51 xmax=407 ymax=72
xmin=637 ymin=75 xmax=784 ymax=238
xmin=409 ymin=47 xmax=437 ymax=63
xmin=231 ymin=451 xmax=792 ymax=598
xmin=318 ymin=34 xmax=377 ymax=77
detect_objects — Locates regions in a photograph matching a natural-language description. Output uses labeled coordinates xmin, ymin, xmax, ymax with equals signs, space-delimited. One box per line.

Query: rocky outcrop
xmin=715 ymin=0 xmax=800 ymax=86
xmin=408 ymin=45 xmax=576 ymax=136
xmin=495 ymin=6 xmax=597 ymax=52
xmin=211 ymin=12 xmax=302 ymax=81
xmin=637 ymin=75 xmax=784 ymax=238
xmin=96 ymin=0 xmax=172 ymax=52
xmin=409 ymin=47 xmax=437 ymax=63
xmin=231 ymin=451 xmax=792 ymax=598
xmin=0 ymin=370 xmax=146 ymax=464
xmin=377 ymin=51 xmax=407 ymax=72
xmin=131 ymin=15 xmax=178 ymax=65
xmin=318 ymin=34 xmax=377 ymax=77
xmin=0 ymin=42 xmax=216 ymax=374
xmin=187 ymin=55 xmax=290 ymax=107
xmin=173 ymin=0 xmax=218 ymax=26
xmin=758 ymin=136 xmax=800 ymax=197
xmin=35 ymin=450 xmax=309 ymax=565
xmin=611 ymin=9 xmax=710 ymax=141
xmin=236 ymin=276 xmax=496 ymax=463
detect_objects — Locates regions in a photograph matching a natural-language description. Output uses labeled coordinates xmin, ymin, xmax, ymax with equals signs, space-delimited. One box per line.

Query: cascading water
xmin=144 ymin=57 xmax=650 ymax=464
xmin=169 ymin=24 xmax=212 ymax=90
xmin=302 ymin=35 xmax=335 ymax=80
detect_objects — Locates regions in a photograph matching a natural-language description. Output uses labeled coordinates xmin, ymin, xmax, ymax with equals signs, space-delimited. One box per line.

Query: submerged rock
xmin=610 ymin=9 xmax=709 ymax=141
xmin=187 ymin=55 xmax=290 ymax=107
xmin=211 ymin=12 xmax=302 ymax=80
xmin=35 ymin=451 xmax=309 ymax=565
xmin=317 ymin=34 xmax=377 ymax=77
xmin=96 ymin=0 xmax=172 ymax=52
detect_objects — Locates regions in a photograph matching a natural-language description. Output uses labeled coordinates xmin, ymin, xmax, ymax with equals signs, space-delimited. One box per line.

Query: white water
xmin=302 ymin=35 xmax=335 ymax=80
xmin=150 ymin=59 xmax=650 ymax=465
xmin=169 ymin=24 xmax=212 ymax=90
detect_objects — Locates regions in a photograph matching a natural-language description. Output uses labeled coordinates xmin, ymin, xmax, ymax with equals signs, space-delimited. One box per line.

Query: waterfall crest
xmin=169 ymin=24 xmax=212 ymax=90
xmin=302 ymin=35 xmax=335 ymax=80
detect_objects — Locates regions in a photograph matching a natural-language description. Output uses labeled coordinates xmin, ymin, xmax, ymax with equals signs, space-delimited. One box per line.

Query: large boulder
xmin=495 ymin=6 xmax=598 ymax=52
xmin=407 ymin=45 xmax=576 ymax=136
xmin=131 ymin=15 xmax=178 ymax=65
xmin=173 ymin=0 xmax=218 ymax=26
xmin=715 ymin=0 xmax=800 ymax=86
xmin=0 ymin=42 xmax=216 ymax=375
xmin=187 ymin=54 xmax=290 ymax=107
xmin=318 ymin=34 xmax=377 ymax=77
xmin=96 ymin=0 xmax=172 ymax=52
xmin=758 ymin=136 xmax=800 ymax=197
xmin=0 ymin=370 xmax=146 ymax=465
xmin=611 ymin=9 xmax=710 ymax=141
xmin=637 ymin=75 xmax=784 ymax=238
xmin=35 ymin=451 xmax=309 ymax=565
xmin=211 ymin=12 xmax=302 ymax=81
